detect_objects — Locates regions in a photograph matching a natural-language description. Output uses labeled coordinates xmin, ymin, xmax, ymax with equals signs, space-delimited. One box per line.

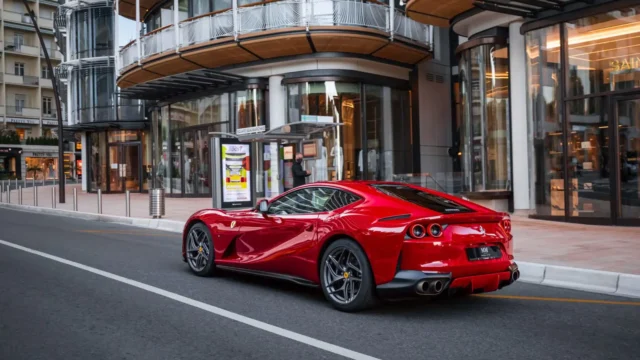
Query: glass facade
xmin=286 ymin=81 xmax=412 ymax=182
xmin=458 ymin=42 xmax=511 ymax=193
xmin=68 ymin=7 xmax=114 ymax=60
xmin=88 ymin=131 xmax=152 ymax=193
xmin=525 ymin=6 xmax=640 ymax=223
xmin=152 ymin=93 xmax=234 ymax=196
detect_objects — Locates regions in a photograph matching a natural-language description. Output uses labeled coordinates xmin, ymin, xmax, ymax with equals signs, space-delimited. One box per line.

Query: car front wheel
xmin=320 ymin=239 xmax=376 ymax=312
xmin=185 ymin=222 xmax=216 ymax=277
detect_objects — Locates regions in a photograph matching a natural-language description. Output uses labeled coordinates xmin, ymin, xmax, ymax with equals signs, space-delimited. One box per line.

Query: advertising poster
xmin=221 ymin=142 xmax=252 ymax=208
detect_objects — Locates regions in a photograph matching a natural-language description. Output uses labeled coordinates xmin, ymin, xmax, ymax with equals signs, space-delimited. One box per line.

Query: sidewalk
xmin=1 ymin=184 xmax=639 ymax=297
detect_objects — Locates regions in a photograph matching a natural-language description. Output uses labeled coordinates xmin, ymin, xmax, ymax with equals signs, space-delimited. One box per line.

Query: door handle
xmin=305 ymin=224 xmax=314 ymax=232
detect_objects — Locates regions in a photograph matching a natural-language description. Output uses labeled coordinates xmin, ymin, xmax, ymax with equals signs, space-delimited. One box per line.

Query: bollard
xmin=15 ymin=178 xmax=18 ymax=190
xmin=23 ymin=178 xmax=26 ymax=188
xmin=125 ymin=190 xmax=131 ymax=217
xmin=0 ymin=183 xmax=3 ymax=203
xmin=97 ymin=189 xmax=102 ymax=214
xmin=52 ymin=187 xmax=56 ymax=208
xmin=32 ymin=177 xmax=35 ymax=188
xmin=18 ymin=186 xmax=22 ymax=205
xmin=34 ymin=186 xmax=38 ymax=206
xmin=7 ymin=184 xmax=10 ymax=204
xmin=73 ymin=188 xmax=78 ymax=211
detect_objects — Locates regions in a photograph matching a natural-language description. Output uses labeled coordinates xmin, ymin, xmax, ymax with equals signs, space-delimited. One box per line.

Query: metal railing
xmin=180 ymin=10 xmax=233 ymax=46
xmin=141 ymin=26 xmax=176 ymax=58
xmin=6 ymin=106 xmax=40 ymax=116
xmin=119 ymin=41 xmax=138 ymax=69
xmin=119 ymin=0 xmax=432 ymax=73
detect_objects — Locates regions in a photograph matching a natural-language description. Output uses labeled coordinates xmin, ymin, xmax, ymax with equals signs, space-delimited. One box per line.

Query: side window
xmin=268 ymin=187 xmax=336 ymax=215
xmin=324 ymin=190 xmax=359 ymax=211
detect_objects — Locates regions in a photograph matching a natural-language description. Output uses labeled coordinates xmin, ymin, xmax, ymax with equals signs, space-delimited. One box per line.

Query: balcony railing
xmin=6 ymin=106 xmax=41 ymax=117
xmin=4 ymin=39 xmax=40 ymax=56
xmin=119 ymin=0 xmax=432 ymax=73
xmin=141 ymin=25 xmax=175 ymax=59
xmin=5 ymin=73 xmax=40 ymax=86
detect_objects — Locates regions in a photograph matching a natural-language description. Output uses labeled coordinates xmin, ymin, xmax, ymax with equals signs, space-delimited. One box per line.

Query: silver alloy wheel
xmin=186 ymin=226 xmax=210 ymax=272
xmin=323 ymin=247 xmax=363 ymax=304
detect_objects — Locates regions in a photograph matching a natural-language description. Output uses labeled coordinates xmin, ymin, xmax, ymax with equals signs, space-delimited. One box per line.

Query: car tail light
xmin=501 ymin=216 xmax=512 ymax=234
xmin=428 ymin=223 xmax=443 ymax=238
xmin=409 ymin=224 xmax=426 ymax=239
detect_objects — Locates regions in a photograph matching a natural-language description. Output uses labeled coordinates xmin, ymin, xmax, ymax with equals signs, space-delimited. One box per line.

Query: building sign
xmin=5 ymin=117 xmax=39 ymax=125
xmin=30 ymin=152 xmax=56 ymax=157
xmin=610 ymin=57 xmax=640 ymax=72
xmin=220 ymin=142 xmax=252 ymax=208
xmin=42 ymin=120 xmax=58 ymax=126
xmin=236 ymin=125 xmax=266 ymax=135
xmin=283 ymin=145 xmax=294 ymax=160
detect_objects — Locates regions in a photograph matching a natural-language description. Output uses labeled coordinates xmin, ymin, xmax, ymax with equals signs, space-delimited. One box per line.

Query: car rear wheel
xmin=320 ymin=239 xmax=375 ymax=312
xmin=186 ymin=222 xmax=216 ymax=277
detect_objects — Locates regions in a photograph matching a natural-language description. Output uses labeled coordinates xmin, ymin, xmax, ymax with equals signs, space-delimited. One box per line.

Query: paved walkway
xmin=2 ymin=184 xmax=639 ymax=275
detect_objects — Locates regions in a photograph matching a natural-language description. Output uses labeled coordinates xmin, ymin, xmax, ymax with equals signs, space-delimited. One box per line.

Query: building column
xmin=136 ymin=0 xmax=141 ymax=64
xmin=81 ymin=132 xmax=88 ymax=191
xmin=508 ymin=21 xmax=530 ymax=214
xmin=114 ymin=0 xmax=120 ymax=71
xmin=174 ymin=0 xmax=180 ymax=51
xmin=267 ymin=75 xmax=285 ymax=198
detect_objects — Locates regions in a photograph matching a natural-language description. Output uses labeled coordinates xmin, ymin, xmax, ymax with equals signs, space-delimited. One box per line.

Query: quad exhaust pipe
xmin=416 ymin=279 xmax=446 ymax=295
xmin=511 ymin=269 xmax=520 ymax=282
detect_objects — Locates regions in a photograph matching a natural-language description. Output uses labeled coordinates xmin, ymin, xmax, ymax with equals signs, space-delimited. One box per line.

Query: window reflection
xmin=459 ymin=43 xmax=511 ymax=192
xmin=526 ymin=25 xmax=563 ymax=216
xmin=566 ymin=7 xmax=640 ymax=96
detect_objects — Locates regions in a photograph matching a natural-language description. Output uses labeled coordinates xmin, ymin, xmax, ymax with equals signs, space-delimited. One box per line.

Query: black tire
xmin=319 ymin=239 xmax=376 ymax=312
xmin=185 ymin=222 xmax=216 ymax=277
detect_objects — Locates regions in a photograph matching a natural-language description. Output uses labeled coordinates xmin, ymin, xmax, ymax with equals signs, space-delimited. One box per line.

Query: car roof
xmin=302 ymin=180 xmax=414 ymax=196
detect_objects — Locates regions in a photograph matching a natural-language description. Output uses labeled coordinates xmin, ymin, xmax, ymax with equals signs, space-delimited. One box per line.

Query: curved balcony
xmin=117 ymin=0 xmax=433 ymax=89
xmin=405 ymin=0 xmax=474 ymax=27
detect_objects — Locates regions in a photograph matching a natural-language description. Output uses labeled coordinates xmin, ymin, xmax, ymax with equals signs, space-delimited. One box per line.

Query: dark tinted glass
xmin=372 ymin=185 xmax=473 ymax=213
xmin=324 ymin=190 xmax=359 ymax=211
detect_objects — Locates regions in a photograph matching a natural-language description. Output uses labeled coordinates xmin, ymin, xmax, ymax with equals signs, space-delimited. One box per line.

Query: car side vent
xmin=379 ymin=214 xmax=411 ymax=222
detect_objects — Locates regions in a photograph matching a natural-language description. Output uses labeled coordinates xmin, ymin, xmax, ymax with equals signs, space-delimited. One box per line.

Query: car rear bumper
xmin=376 ymin=263 xmax=519 ymax=299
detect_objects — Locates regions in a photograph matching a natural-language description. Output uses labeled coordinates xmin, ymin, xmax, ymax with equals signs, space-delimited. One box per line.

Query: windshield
xmin=372 ymin=184 xmax=473 ymax=214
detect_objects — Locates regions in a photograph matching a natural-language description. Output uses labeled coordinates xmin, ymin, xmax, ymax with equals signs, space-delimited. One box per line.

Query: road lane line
xmin=0 ymin=239 xmax=379 ymax=360
xmin=475 ymin=294 xmax=640 ymax=306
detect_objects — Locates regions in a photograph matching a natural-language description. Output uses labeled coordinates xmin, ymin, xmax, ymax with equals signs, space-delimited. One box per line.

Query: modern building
xmin=114 ymin=0 xmax=458 ymax=203
xmin=406 ymin=0 xmax=640 ymax=225
xmin=55 ymin=0 xmax=145 ymax=193
xmin=0 ymin=0 xmax=76 ymax=181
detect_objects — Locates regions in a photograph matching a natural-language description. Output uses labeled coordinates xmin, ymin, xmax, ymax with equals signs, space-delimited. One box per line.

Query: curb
xmin=1 ymin=202 xmax=639 ymax=299
xmin=0 ymin=202 xmax=185 ymax=234
xmin=517 ymin=261 xmax=640 ymax=299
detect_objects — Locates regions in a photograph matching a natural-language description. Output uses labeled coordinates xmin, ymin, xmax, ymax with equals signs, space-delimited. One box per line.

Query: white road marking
xmin=0 ymin=239 xmax=379 ymax=360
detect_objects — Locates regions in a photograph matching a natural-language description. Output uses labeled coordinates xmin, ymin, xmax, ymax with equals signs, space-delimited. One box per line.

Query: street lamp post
xmin=22 ymin=0 xmax=65 ymax=203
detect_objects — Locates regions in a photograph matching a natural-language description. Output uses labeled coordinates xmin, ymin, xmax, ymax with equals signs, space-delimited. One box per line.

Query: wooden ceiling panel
xmin=116 ymin=78 xmax=137 ymax=89
xmin=311 ymin=33 xmax=388 ymax=54
xmin=406 ymin=0 xmax=474 ymax=27
xmin=373 ymin=42 xmax=429 ymax=64
xmin=119 ymin=67 xmax=164 ymax=86
xmin=143 ymin=57 xmax=202 ymax=76
xmin=181 ymin=43 xmax=259 ymax=68
xmin=240 ymin=34 xmax=312 ymax=59
xmin=118 ymin=0 xmax=153 ymax=21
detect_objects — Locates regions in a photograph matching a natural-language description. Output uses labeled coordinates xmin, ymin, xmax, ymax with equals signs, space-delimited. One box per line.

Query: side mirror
xmin=258 ymin=199 xmax=269 ymax=213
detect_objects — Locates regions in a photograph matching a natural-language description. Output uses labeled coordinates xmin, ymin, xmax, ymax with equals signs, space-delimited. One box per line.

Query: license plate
xmin=466 ymin=245 xmax=502 ymax=261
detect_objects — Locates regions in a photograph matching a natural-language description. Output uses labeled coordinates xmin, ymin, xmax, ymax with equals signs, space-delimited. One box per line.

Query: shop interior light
xmin=546 ymin=21 xmax=640 ymax=50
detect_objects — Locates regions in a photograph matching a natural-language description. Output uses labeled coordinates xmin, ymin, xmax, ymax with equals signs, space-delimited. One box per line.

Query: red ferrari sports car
xmin=182 ymin=181 xmax=519 ymax=312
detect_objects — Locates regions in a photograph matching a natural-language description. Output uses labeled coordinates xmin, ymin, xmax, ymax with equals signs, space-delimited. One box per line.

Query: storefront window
xmin=235 ymin=89 xmax=264 ymax=129
xmin=25 ymin=157 xmax=58 ymax=180
xmin=90 ymin=132 xmax=107 ymax=191
xmin=459 ymin=43 xmax=511 ymax=193
xmin=566 ymin=6 xmax=640 ymax=96
xmin=526 ymin=25 xmax=563 ymax=216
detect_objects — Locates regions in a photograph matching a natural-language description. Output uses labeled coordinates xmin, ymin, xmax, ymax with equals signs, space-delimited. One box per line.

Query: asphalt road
xmin=0 ymin=208 xmax=639 ymax=360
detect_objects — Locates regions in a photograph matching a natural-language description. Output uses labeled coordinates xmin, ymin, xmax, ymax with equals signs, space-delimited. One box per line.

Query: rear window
xmin=372 ymin=184 xmax=473 ymax=214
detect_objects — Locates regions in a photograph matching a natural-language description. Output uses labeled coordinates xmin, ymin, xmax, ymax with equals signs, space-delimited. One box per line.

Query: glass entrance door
xmin=616 ymin=98 xmax=640 ymax=222
xmin=108 ymin=143 xmax=141 ymax=192
xmin=178 ymin=128 xmax=211 ymax=197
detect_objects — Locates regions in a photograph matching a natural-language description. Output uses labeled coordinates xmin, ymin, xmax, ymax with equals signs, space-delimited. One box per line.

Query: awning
xmin=210 ymin=122 xmax=343 ymax=143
